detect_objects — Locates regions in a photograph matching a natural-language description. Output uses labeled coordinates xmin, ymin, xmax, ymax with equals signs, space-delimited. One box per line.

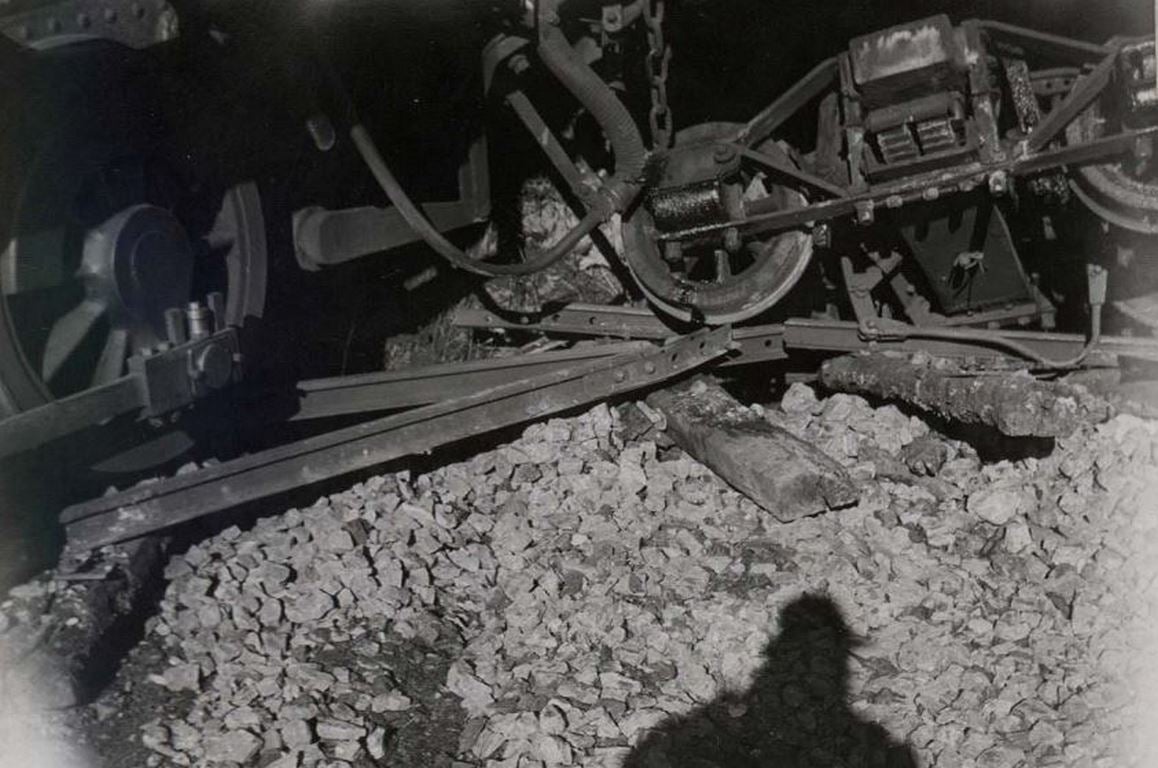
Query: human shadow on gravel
xmin=623 ymin=594 xmax=917 ymax=768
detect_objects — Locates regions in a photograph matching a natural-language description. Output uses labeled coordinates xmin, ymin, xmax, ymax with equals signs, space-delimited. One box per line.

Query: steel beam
xmin=63 ymin=328 xmax=731 ymax=550
xmin=287 ymin=341 xmax=654 ymax=420
xmin=451 ymin=304 xmax=789 ymax=366
xmin=739 ymin=57 xmax=840 ymax=148
xmin=978 ymin=20 xmax=1115 ymax=65
xmin=452 ymin=303 xmax=680 ymax=339
xmin=0 ymin=376 xmax=144 ymax=460
xmin=1026 ymin=48 xmax=1119 ymax=153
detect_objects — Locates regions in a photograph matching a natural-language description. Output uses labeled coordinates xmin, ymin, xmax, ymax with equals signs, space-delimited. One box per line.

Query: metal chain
xmin=642 ymin=0 xmax=673 ymax=149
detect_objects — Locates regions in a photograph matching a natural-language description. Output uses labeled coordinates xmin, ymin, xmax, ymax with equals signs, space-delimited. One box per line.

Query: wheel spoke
xmin=1 ymin=229 xmax=73 ymax=295
xmin=91 ymin=327 xmax=129 ymax=386
xmin=41 ymin=299 xmax=106 ymax=383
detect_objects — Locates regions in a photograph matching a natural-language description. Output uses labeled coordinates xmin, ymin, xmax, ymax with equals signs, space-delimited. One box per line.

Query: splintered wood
xmin=820 ymin=351 xmax=1113 ymax=438
xmin=646 ymin=377 xmax=859 ymax=521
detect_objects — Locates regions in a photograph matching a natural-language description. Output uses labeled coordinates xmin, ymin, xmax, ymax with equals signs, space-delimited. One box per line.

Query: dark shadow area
xmin=624 ymin=594 xmax=917 ymax=768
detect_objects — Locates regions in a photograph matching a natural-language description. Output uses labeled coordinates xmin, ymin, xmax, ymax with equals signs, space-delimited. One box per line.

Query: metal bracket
xmin=129 ymin=327 xmax=240 ymax=417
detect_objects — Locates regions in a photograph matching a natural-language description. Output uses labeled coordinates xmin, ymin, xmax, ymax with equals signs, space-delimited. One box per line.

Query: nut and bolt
xmin=186 ymin=301 xmax=212 ymax=340
xmin=191 ymin=343 xmax=233 ymax=390
xmin=602 ymin=5 xmax=623 ymax=33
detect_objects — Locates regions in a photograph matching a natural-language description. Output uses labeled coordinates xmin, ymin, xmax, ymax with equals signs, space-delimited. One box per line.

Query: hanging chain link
xmin=642 ymin=0 xmax=673 ymax=150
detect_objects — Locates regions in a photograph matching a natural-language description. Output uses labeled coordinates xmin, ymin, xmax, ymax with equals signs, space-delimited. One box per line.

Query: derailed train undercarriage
xmin=1 ymin=0 xmax=1157 ymax=570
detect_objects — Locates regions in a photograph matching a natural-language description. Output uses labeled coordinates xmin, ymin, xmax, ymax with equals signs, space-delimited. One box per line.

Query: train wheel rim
xmin=0 ymin=48 xmax=267 ymax=472
xmin=623 ymin=122 xmax=814 ymax=325
xmin=1067 ymin=100 xmax=1158 ymax=235
xmin=0 ymin=145 xmax=267 ymax=410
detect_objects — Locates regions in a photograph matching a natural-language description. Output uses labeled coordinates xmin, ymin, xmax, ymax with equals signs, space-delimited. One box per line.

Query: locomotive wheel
xmin=0 ymin=43 xmax=267 ymax=464
xmin=623 ymin=122 xmax=813 ymax=324
xmin=1066 ymin=94 xmax=1158 ymax=234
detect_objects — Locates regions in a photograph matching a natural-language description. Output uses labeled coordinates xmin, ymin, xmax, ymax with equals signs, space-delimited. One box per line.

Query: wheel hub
xmin=623 ymin=122 xmax=814 ymax=325
xmin=80 ymin=204 xmax=193 ymax=344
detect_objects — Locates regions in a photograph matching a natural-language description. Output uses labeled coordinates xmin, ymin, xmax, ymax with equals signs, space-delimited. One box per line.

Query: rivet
xmin=77 ymin=12 xmax=91 ymax=27
xmin=104 ymin=7 xmax=117 ymax=22
xmin=46 ymin=17 xmax=61 ymax=33
xmin=132 ymin=2 xmax=144 ymax=18
xmin=644 ymin=362 xmax=656 ymax=374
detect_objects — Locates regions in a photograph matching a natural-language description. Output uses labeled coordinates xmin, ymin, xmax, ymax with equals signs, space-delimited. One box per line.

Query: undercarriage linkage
xmin=1 ymin=4 xmax=1156 ymax=565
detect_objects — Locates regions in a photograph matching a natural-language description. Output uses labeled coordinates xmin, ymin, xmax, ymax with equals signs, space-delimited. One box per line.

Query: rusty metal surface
xmin=62 ymin=327 xmax=732 ymax=550
xmin=1003 ymin=58 xmax=1042 ymax=134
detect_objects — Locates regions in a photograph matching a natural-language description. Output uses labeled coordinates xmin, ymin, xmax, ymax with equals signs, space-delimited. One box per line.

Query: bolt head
xmin=988 ymin=171 xmax=1008 ymax=196
xmin=713 ymin=144 xmax=736 ymax=164
xmin=812 ymin=224 xmax=830 ymax=248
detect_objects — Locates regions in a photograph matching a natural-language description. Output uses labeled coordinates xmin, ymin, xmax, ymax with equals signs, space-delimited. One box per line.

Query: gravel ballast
xmin=4 ymin=381 xmax=1158 ymax=767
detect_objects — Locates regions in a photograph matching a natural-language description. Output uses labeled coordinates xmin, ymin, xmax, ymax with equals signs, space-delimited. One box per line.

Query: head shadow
xmin=623 ymin=594 xmax=917 ymax=768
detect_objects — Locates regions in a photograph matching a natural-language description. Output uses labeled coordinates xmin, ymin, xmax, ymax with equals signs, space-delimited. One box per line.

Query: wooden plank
xmin=647 ymin=377 xmax=859 ymax=522
xmin=819 ymin=351 xmax=1112 ymax=438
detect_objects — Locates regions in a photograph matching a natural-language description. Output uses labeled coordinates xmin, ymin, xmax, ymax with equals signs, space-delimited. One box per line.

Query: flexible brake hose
xmin=351 ymin=125 xmax=601 ymax=277
xmin=881 ymin=311 xmax=1102 ymax=370
xmin=350 ymin=25 xmax=646 ymax=277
